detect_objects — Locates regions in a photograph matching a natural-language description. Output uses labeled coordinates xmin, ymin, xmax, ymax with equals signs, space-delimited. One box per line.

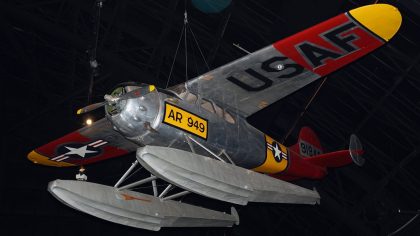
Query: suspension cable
xmin=184 ymin=11 xmax=188 ymax=83
xmin=87 ymin=0 xmax=103 ymax=104
xmin=165 ymin=4 xmax=210 ymax=88
xmin=188 ymin=23 xmax=210 ymax=71
xmin=165 ymin=23 xmax=185 ymax=88
xmin=80 ymin=0 xmax=103 ymax=170
xmin=282 ymin=76 xmax=328 ymax=143
xmin=388 ymin=211 xmax=419 ymax=236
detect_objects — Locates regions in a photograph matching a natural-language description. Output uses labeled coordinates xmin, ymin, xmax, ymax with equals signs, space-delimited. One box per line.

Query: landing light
xmin=86 ymin=118 xmax=93 ymax=126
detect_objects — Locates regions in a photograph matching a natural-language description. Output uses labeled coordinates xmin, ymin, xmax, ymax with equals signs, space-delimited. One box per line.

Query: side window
xmin=223 ymin=110 xmax=235 ymax=124
xmin=200 ymin=98 xmax=235 ymax=124
xmin=179 ymin=91 xmax=235 ymax=124
xmin=200 ymin=98 xmax=215 ymax=113
xmin=181 ymin=92 xmax=198 ymax=103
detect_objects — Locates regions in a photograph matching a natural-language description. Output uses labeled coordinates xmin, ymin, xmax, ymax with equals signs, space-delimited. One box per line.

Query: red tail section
xmin=273 ymin=127 xmax=357 ymax=180
xmin=291 ymin=127 xmax=353 ymax=168
xmin=290 ymin=127 xmax=324 ymax=158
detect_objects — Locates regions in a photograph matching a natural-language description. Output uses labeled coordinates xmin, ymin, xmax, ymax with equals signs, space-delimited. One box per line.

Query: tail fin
xmin=290 ymin=127 xmax=324 ymax=158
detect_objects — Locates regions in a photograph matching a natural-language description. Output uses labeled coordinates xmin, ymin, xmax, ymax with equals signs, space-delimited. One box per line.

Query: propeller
xmin=76 ymin=102 xmax=106 ymax=115
xmin=76 ymin=85 xmax=156 ymax=115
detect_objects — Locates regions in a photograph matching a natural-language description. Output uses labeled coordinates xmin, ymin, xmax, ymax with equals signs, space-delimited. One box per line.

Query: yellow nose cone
xmin=349 ymin=4 xmax=402 ymax=42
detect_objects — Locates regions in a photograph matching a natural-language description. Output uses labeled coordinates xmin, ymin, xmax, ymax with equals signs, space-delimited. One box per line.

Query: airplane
xmin=27 ymin=4 xmax=401 ymax=231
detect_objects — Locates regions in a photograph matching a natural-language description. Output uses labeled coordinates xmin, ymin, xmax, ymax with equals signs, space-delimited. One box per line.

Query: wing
xmin=28 ymin=118 xmax=138 ymax=167
xmin=183 ymin=4 xmax=401 ymax=117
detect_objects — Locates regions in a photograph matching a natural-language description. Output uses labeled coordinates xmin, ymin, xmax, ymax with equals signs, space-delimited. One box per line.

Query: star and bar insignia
xmin=267 ymin=141 xmax=288 ymax=162
xmin=51 ymin=140 xmax=108 ymax=162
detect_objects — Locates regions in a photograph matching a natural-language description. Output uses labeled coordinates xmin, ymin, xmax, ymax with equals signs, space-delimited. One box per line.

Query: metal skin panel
xmin=107 ymin=88 xmax=268 ymax=169
xmin=185 ymin=46 xmax=318 ymax=117
xmin=48 ymin=180 xmax=238 ymax=230
xmin=107 ymin=87 xmax=161 ymax=139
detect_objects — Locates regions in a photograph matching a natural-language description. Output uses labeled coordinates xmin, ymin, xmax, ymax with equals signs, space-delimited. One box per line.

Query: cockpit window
xmin=200 ymin=98 xmax=214 ymax=113
xmin=180 ymin=91 xmax=198 ymax=103
xmin=223 ymin=110 xmax=235 ymax=124
xmin=157 ymin=88 xmax=181 ymax=99
xmin=177 ymin=91 xmax=235 ymax=124
xmin=125 ymin=86 xmax=140 ymax=93
xmin=200 ymin=98 xmax=235 ymax=124
xmin=111 ymin=87 xmax=125 ymax=96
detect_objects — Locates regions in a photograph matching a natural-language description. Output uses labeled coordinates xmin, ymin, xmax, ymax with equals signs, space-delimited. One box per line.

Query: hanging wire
xmin=87 ymin=0 xmax=103 ymax=104
xmin=165 ymin=0 xmax=210 ymax=88
xmin=184 ymin=11 xmax=189 ymax=83
xmin=165 ymin=23 xmax=186 ymax=88
xmin=190 ymin=33 xmax=201 ymax=76
xmin=80 ymin=0 xmax=103 ymax=169
xmin=388 ymin=212 xmax=419 ymax=236
xmin=282 ymin=76 xmax=328 ymax=143
xmin=188 ymin=24 xmax=210 ymax=71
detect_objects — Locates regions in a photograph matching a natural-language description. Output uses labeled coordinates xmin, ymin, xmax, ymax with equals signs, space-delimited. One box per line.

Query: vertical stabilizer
xmin=291 ymin=127 xmax=323 ymax=158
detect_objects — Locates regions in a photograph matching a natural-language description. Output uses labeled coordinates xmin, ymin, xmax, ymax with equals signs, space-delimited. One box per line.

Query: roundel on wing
xmin=51 ymin=140 xmax=108 ymax=162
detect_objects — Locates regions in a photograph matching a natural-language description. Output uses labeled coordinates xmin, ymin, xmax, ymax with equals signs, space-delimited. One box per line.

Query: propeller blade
xmin=78 ymin=85 xmax=156 ymax=114
xmin=76 ymin=102 xmax=105 ymax=115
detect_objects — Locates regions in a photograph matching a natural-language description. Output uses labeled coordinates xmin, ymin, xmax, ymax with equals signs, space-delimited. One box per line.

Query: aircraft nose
xmin=349 ymin=4 xmax=402 ymax=42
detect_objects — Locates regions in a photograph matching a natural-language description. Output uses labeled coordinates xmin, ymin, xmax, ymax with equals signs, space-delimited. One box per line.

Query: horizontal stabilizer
xmin=303 ymin=150 xmax=353 ymax=168
xmin=137 ymin=146 xmax=320 ymax=205
xmin=303 ymin=134 xmax=364 ymax=168
xmin=48 ymin=180 xmax=238 ymax=231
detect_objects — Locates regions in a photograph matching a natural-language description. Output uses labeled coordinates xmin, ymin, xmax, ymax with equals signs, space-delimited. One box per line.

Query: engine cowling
xmin=105 ymin=84 xmax=161 ymax=145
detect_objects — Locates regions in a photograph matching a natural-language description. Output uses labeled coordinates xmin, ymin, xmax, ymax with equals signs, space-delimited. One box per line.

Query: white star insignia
xmin=64 ymin=145 xmax=97 ymax=158
xmin=272 ymin=143 xmax=282 ymax=162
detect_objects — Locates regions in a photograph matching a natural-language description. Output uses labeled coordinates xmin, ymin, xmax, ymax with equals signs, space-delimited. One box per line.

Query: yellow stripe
xmin=349 ymin=4 xmax=402 ymax=42
xmin=27 ymin=151 xmax=75 ymax=167
xmin=252 ymin=135 xmax=288 ymax=174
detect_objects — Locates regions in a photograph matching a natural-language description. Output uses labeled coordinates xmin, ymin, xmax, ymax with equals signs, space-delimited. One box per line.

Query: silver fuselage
xmin=106 ymin=85 xmax=266 ymax=169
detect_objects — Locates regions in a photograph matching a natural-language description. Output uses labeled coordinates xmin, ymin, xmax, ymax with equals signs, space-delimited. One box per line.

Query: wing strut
xmin=114 ymin=160 xmax=138 ymax=188
xmin=185 ymin=134 xmax=235 ymax=164
xmin=114 ymin=157 xmax=191 ymax=201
